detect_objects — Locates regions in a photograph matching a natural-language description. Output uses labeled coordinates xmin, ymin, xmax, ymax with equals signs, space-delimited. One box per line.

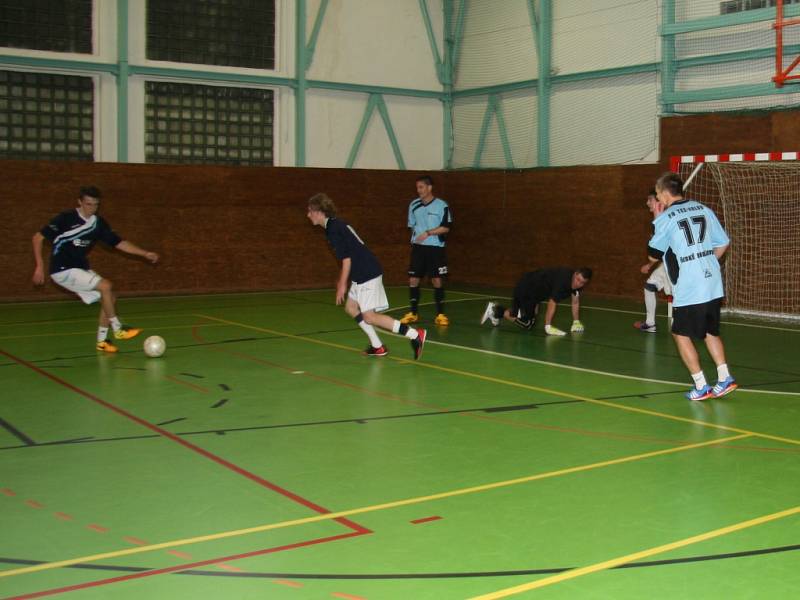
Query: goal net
xmin=671 ymin=153 xmax=800 ymax=320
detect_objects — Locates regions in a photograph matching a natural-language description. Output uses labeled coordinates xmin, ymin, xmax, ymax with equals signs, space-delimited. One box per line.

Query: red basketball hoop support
xmin=774 ymin=0 xmax=800 ymax=87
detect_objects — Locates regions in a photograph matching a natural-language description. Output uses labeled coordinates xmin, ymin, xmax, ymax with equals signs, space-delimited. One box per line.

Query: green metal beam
xmin=661 ymin=0 xmax=676 ymax=114
xmin=419 ymin=0 xmax=444 ymax=84
xmin=0 ymin=55 xmax=118 ymax=74
xmin=473 ymin=94 xmax=498 ymax=168
xmin=536 ymin=0 xmax=551 ymax=167
xmin=661 ymin=4 xmax=800 ymax=35
xmin=307 ymin=78 xmax=442 ymax=98
xmin=375 ymin=95 xmax=407 ymax=169
xmin=662 ymin=81 xmax=800 ymax=105
xmin=305 ymin=0 xmax=330 ymax=71
xmin=493 ymin=95 xmax=514 ymax=169
xmin=450 ymin=0 xmax=467 ymax=84
xmin=347 ymin=94 xmax=379 ymax=168
xmin=676 ymin=44 xmax=800 ymax=69
xmin=116 ymin=0 xmax=129 ymax=162
xmin=295 ymin=0 xmax=308 ymax=166
xmin=346 ymin=93 xmax=406 ymax=169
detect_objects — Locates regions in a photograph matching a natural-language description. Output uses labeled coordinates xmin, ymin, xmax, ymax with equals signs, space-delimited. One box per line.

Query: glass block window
xmin=0 ymin=0 xmax=92 ymax=54
xmin=0 ymin=70 xmax=94 ymax=161
xmin=145 ymin=81 xmax=274 ymax=165
xmin=147 ymin=0 xmax=275 ymax=69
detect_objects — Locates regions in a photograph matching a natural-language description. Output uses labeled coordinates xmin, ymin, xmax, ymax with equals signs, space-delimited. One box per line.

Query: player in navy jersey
xmin=307 ymin=193 xmax=426 ymax=360
xmin=400 ymin=175 xmax=452 ymax=326
xmin=32 ymin=186 xmax=159 ymax=353
xmin=480 ymin=267 xmax=591 ymax=335
xmin=648 ymin=172 xmax=737 ymax=400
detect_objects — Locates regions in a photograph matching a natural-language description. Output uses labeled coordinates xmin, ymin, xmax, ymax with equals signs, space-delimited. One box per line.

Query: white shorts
xmin=51 ymin=268 xmax=102 ymax=304
xmin=348 ymin=275 xmax=389 ymax=313
xmin=648 ymin=263 xmax=673 ymax=296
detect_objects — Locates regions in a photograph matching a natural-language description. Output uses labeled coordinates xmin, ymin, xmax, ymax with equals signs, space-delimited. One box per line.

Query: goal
xmin=670 ymin=153 xmax=800 ymax=320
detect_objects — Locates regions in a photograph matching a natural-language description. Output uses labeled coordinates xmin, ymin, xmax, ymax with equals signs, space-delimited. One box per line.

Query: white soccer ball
xmin=143 ymin=335 xmax=166 ymax=358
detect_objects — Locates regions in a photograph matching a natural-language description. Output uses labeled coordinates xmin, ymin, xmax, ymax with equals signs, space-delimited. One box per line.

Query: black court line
xmin=1 ymin=543 xmax=797 ymax=579
xmin=0 ymin=416 xmax=36 ymax=446
xmin=0 ymin=399 xmax=583 ymax=451
xmin=211 ymin=398 xmax=229 ymax=408
xmin=595 ymin=379 xmax=800 ymax=401
xmin=156 ymin=417 xmax=187 ymax=426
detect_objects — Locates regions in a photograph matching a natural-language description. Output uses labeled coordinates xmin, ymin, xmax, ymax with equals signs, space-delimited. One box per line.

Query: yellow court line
xmin=0 ymin=322 xmax=229 ymax=340
xmin=196 ymin=314 xmax=800 ymax=448
xmin=471 ymin=504 xmax=800 ymax=599
xmin=0 ymin=433 xmax=749 ymax=579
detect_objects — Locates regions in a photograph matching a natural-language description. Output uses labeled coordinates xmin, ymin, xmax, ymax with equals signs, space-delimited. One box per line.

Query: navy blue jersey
xmin=325 ymin=217 xmax=382 ymax=284
xmin=40 ymin=210 xmax=122 ymax=274
xmin=518 ymin=268 xmax=581 ymax=303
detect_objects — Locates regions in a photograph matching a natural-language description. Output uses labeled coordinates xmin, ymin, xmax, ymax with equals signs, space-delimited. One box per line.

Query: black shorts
xmin=408 ymin=244 xmax=448 ymax=278
xmin=671 ymin=298 xmax=723 ymax=339
xmin=510 ymin=284 xmax=540 ymax=322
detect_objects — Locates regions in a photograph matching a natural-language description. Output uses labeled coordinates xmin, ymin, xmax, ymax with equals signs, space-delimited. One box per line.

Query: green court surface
xmin=1 ymin=288 xmax=799 ymax=599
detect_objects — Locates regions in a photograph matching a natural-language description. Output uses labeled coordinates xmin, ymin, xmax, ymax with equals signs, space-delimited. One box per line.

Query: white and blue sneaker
xmin=633 ymin=321 xmax=656 ymax=333
xmin=712 ymin=377 xmax=738 ymax=398
xmin=686 ymin=385 xmax=714 ymax=401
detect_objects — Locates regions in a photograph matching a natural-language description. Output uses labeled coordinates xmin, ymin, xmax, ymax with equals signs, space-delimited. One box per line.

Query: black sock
xmin=434 ymin=287 xmax=445 ymax=314
xmin=409 ymin=286 xmax=420 ymax=314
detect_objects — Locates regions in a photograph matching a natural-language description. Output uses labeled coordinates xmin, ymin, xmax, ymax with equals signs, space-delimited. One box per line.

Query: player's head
xmin=415 ymin=175 xmax=434 ymax=199
xmin=77 ymin=186 xmax=102 ymax=218
xmin=655 ymin=172 xmax=684 ymax=205
xmin=572 ymin=267 xmax=592 ymax=290
xmin=307 ymin=193 xmax=337 ymax=226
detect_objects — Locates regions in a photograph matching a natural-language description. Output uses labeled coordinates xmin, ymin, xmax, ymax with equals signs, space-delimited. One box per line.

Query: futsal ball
xmin=143 ymin=335 xmax=166 ymax=358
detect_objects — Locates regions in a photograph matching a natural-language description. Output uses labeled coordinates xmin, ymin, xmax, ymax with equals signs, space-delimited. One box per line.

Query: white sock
xmin=391 ymin=320 xmax=419 ymax=339
xmin=97 ymin=327 xmax=109 ymax=343
xmin=405 ymin=328 xmax=419 ymax=340
xmin=358 ymin=321 xmax=383 ymax=348
xmin=717 ymin=363 xmax=731 ymax=381
xmin=691 ymin=371 xmax=707 ymax=389
xmin=644 ymin=289 xmax=657 ymax=325
xmin=109 ymin=316 xmax=122 ymax=331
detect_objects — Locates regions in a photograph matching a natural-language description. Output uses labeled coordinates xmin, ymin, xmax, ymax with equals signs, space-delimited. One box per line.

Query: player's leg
xmin=431 ymin=247 xmax=449 ymax=326
xmin=346 ymin=293 xmax=387 ymax=356
xmin=671 ymin=304 xmax=713 ymax=400
xmin=360 ymin=276 xmax=425 ymax=359
xmin=703 ymin=299 xmax=737 ymax=397
xmin=95 ymin=278 xmax=141 ymax=342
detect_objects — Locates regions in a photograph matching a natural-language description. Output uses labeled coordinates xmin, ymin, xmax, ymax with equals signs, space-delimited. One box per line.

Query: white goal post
xmin=671 ymin=152 xmax=800 ymax=320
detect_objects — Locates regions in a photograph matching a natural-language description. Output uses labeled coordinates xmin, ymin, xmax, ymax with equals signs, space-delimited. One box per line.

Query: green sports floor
xmin=1 ymin=288 xmax=799 ymax=600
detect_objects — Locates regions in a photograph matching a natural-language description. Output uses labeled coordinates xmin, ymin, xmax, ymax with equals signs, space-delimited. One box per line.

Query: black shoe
xmin=410 ymin=329 xmax=427 ymax=360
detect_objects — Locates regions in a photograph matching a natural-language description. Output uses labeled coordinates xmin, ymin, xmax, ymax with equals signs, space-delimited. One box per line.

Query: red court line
xmin=6 ymin=531 xmax=365 ymax=600
xmin=410 ymin=516 xmax=442 ymax=525
xmin=0 ymin=348 xmax=369 ymax=535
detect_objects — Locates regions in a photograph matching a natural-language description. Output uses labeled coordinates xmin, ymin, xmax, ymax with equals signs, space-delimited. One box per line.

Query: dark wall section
xmin=4 ymin=108 xmax=798 ymax=302
xmin=1 ymin=160 xmax=660 ymax=302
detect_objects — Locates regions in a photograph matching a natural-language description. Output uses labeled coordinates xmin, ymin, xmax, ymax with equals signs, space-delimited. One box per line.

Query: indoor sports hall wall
xmin=4 ymin=105 xmax=800 ymax=304
xmin=2 ymin=159 xmax=657 ymax=303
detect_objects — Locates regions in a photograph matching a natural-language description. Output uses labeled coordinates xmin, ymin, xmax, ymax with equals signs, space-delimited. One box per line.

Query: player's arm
xmin=115 ymin=240 xmax=159 ymax=264
xmin=544 ymin=298 xmax=558 ymax=326
xmin=336 ymin=257 xmax=352 ymax=305
xmin=571 ymin=293 xmax=581 ymax=321
xmin=713 ymin=243 xmax=729 ymax=260
xmin=32 ymin=232 xmax=47 ymax=285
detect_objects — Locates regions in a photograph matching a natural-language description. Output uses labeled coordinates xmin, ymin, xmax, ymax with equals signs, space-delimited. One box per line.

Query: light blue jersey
xmin=408 ymin=197 xmax=451 ymax=247
xmin=648 ymin=199 xmax=729 ymax=307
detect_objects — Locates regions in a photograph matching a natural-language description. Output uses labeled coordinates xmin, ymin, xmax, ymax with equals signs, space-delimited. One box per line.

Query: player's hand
xmin=144 ymin=251 xmax=159 ymax=264
xmin=652 ymin=200 xmax=666 ymax=217
xmin=570 ymin=320 xmax=584 ymax=333
xmin=32 ymin=266 xmax=45 ymax=286
xmin=544 ymin=324 xmax=566 ymax=336
xmin=640 ymin=263 xmax=651 ymax=274
xmin=335 ymin=282 xmax=346 ymax=305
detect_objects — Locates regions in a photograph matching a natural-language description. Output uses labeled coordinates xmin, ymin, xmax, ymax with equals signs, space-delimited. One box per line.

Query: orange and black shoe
xmin=96 ymin=340 xmax=119 ymax=353
xmin=113 ymin=327 xmax=142 ymax=340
